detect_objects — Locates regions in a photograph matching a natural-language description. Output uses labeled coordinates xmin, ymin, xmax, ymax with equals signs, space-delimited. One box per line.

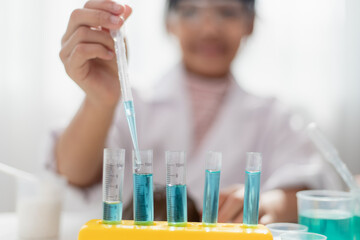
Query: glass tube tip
xmin=206 ymin=151 xmax=222 ymax=171
xmin=132 ymin=149 xmax=153 ymax=173
xmin=246 ymin=152 xmax=262 ymax=172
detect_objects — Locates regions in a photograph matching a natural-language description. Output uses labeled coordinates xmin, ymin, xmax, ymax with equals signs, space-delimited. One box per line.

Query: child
xmin=52 ymin=0 xmax=337 ymax=223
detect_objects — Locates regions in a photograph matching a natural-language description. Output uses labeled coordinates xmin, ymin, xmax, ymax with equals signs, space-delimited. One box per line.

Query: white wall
xmin=338 ymin=0 xmax=360 ymax=171
xmin=0 ymin=0 xmax=85 ymax=212
xmin=0 ymin=0 xmax=46 ymax=212
xmin=0 ymin=0 xmax=359 ymax=212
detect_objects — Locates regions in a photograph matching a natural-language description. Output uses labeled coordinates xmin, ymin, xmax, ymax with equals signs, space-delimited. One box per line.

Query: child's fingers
xmin=218 ymin=190 xmax=244 ymax=222
xmin=61 ymin=26 xmax=115 ymax=59
xmin=218 ymin=184 xmax=243 ymax=209
xmin=84 ymin=0 xmax=124 ymax=15
xmin=84 ymin=1 xmax=133 ymax=27
xmin=67 ymin=43 xmax=114 ymax=76
xmin=258 ymin=206 xmax=265 ymax=219
xmin=233 ymin=211 xmax=243 ymax=223
xmin=122 ymin=5 xmax=133 ymax=20
xmin=259 ymin=214 xmax=274 ymax=225
xmin=62 ymin=8 xmax=125 ymax=44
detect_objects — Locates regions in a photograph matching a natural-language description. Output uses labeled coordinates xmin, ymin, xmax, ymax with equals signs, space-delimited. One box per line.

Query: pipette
xmin=243 ymin=152 xmax=262 ymax=226
xmin=110 ymin=25 xmax=141 ymax=165
xmin=0 ymin=162 xmax=38 ymax=182
xmin=103 ymin=148 xmax=125 ymax=224
xmin=306 ymin=123 xmax=359 ymax=191
xmin=307 ymin=123 xmax=360 ymax=239
xmin=132 ymin=150 xmax=154 ymax=225
xmin=202 ymin=151 xmax=221 ymax=226
xmin=166 ymin=151 xmax=187 ymax=227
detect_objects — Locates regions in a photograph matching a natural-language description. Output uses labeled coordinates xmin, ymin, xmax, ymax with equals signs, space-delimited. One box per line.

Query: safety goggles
xmin=170 ymin=0 xmax=253 ymax=26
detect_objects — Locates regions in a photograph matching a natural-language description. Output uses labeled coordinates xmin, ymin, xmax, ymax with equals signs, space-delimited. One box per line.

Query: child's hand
xmin=218 ymin=185 xmax=300 ymax=224
xmin=218 ymin=184 xmax=245 ymax=223
xmin=59 ymin=0 xmax=132 ymax=108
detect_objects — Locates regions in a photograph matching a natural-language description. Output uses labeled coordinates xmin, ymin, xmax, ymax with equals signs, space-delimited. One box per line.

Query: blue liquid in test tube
xmin=102 ymin=148 xmax=125 ymax=224
xmin=202 ymin=152 xmax=222 ymax=226
xmin=166 ymin=151 xmax=187 ymax=227
xmin=103 ymin=201 xmax=122 ymax=222
xmin=133 ymin=173 xmax=154 ymax=225
xmin=243 ymin=152 xmax=262 ymax=226
xmin=133 ymin=150 xmax=154 ymax=225
xmin=166 ymin=184 xmax=187 ymax=225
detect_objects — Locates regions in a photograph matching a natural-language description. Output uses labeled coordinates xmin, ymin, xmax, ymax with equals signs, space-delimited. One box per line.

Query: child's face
xmin=168 ymin=0 xmax=254 ymax=77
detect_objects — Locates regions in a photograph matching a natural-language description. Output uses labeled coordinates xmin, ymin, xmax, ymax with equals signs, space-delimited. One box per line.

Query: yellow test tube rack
xmin=78 ymin=220 xmax=273 ymax=240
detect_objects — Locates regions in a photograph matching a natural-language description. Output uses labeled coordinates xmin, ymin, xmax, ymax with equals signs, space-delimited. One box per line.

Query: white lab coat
xmin=46 ymin=64 xmax=340 ymax=216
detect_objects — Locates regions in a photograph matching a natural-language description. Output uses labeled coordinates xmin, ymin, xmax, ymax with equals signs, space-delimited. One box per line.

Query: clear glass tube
xmin=243 ymin=152 xmax=262 ymax=225
xmin=102 ymin=148 xmax=125 ymax=224
xmin=166 ymin=151 xmax=187 ymax=227
xmin=202 ymin=151 xmax=222 ymax=226
xmin=132 ymin=150 xmax=154 ymax=225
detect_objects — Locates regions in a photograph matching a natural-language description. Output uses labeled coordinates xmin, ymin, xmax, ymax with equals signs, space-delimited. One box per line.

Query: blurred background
xmin=0 ymin=0 xmax=359 ymax=212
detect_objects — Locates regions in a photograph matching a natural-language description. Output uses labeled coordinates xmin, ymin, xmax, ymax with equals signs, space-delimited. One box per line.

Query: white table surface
xmin=0 ymin=212 xmax=92 ymax=240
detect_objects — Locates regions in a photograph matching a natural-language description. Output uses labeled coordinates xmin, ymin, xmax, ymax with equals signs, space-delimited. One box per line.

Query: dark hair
xmin=167 ymin=0 xmax=255 ymax=12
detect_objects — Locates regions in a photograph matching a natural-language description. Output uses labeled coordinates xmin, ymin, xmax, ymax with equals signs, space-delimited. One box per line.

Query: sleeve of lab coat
xmin=259 ymin=100 xmax=342 ymax=191
xmin=42 ymin=102 xmax=131 ymax=214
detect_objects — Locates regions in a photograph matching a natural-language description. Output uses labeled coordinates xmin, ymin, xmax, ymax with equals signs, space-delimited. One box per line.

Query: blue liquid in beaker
xmin=299 ymin=210 xmax=354 ymax=240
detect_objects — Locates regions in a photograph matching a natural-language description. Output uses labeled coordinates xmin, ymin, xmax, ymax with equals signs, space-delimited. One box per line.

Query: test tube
xmin=202 ymin=151 xmax=222 ymax=226
xmin=102 ymin=148 xmax=125 ymax=224
xmin=132 ymin=150 xmax=154 ymax=225
xmin=243 ymin=152 xmax=262 ymax=225
xmin=166 ymin=151 xmax=187 ymax=227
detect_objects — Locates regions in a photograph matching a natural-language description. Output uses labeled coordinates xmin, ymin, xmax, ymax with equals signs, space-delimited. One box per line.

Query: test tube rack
xmin=78 ymin=220 xmax=273 ymax=240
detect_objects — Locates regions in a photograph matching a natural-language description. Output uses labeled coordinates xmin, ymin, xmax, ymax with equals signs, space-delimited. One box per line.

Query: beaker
xmin=297 ymin=190 xmax=354 ymax=240
xmin=16 ymin=174 xmax=66 ymax=239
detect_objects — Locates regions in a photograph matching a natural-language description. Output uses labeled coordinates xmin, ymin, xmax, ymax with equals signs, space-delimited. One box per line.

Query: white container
xmin=266 ymin=223 xmax=308 ymax=240
xmin=280 ymin=232 xmax=327 ymax=240
xmin=16 ymin=174 xmax=66 ymax=239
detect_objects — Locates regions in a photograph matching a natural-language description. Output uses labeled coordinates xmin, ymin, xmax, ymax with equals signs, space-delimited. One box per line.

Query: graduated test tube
xmin=132 ymin=150 xmax=154 ymax=225
xmin=166 ymin=151 xmax=187 ymax=227
xmin=202 ymin=152 xmax=222 ymax=226
xmin=102 ymin=148 xmax=125 ymax=224
xmin=243 ymin=152 xmax=262 ymax=225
